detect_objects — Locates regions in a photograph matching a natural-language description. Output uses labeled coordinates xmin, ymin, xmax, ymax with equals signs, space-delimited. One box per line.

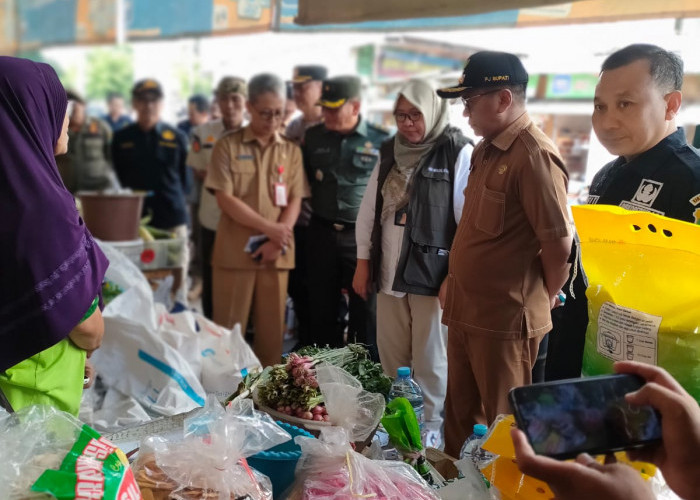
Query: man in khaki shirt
xmin=206 ymin=74 xmax=305 ymax=367
xmin=437 ymin=52 xmax=573 ymax=457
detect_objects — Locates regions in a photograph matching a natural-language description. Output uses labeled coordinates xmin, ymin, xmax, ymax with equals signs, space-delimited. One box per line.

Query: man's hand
xmin=264 ymin=221 xmax=293 ymax=247
xmin=83 ymin=359 xmax=95 ymax=389
xmin=352 ymin=259 xmax=371 ymax=300
xmin=615 ymin=361 xmax=700 ymax=500
xmin=252 ymin=241 xmax=283 ymax=263
xmin=68 ymin=307 xmax=104 ymax=355
xmin=511 ymin=428 xmax=655 ymax=500
xmin=194 ymin=169 xmax=207 ymax=181
xmin=438 ymin=278 xmax=449 ymax=309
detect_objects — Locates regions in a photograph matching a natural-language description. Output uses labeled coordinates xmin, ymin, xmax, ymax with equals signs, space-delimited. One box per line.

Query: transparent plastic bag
xmin=0 ymin=405 xmax=137 ymax=500
xmin=287 ymin=427 xmax=439 ymax=500
xmin=315 ymin=364 xmax=385 ymax=443
xmin=132 ymin=396 xmax=290 ymax=500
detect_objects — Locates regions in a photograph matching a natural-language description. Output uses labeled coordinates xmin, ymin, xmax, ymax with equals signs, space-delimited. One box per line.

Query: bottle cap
xmin=397 ymin=367 xmax=411 ymax=377
xmin=473 ymin=424 xmax=488 ymax=436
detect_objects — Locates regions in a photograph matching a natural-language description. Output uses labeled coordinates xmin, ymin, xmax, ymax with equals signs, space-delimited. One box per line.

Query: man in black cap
xmin=286 ymin=65 xmax=327 ymax=143
xmin=285 ymin=65 xmax=327 ymax=349
xmin=436 ymin=52 xmax=572 ymax=457
xmin=302 ymin=76 xmax=389 ymax=358
xmin=112 ymin=79 xmax=191 ymax=302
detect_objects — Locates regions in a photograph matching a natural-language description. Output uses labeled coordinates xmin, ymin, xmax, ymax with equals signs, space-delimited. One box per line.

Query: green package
xmin=31 ymin=424 xmax=141 ymax=500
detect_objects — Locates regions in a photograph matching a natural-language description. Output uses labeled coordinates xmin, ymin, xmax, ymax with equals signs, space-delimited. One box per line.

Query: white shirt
xmin=186 ymin=120 xmax=243 ymax=230
xmin=356 ymin=142 xmax=473 ymax=297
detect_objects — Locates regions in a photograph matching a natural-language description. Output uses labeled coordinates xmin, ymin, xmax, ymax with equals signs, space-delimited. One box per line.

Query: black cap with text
xmin=437 ymin=51 xmax=528 ymax=98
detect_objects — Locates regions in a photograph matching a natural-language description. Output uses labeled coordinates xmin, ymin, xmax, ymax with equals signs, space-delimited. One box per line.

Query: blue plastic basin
xmin=247 ymin=421 xmax=315 ymax=498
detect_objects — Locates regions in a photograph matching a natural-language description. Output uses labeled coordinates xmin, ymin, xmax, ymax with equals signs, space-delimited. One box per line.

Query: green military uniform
xmin=303 ymin=118 xmax=388 ymax=223
xmin=302 ymin=75 xmax=389 ymax=358
xmin=56 ymin=117 xmax=115 ymax=193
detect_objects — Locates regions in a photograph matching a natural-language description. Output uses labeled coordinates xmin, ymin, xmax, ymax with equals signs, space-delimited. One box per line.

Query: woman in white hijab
xmin=354 ymin=79 xmax=473 ymax=448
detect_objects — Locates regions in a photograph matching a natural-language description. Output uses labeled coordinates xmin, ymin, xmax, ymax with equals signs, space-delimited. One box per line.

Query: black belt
xmin=312 ymin=214 xmax=355 ymax=231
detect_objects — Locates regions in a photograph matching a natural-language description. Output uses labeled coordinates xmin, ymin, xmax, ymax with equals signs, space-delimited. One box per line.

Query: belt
xmin=312 ymin=214 xmax=355 ymax=232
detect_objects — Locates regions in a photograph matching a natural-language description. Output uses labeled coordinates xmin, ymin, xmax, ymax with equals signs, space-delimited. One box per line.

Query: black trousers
xmin=289 ymin=224 xmax=311 ymax=347
xmin=199 ymin=226 xmax=216 ymax=320
xmin=306 ymin=218 xmax=378 ymax=360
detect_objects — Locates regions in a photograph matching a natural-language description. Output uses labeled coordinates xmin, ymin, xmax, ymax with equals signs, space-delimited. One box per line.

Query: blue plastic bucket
xmin=247 ymin=421 xmax=315 ymax=498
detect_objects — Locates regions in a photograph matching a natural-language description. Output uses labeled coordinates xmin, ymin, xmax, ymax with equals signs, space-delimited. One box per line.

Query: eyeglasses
xmin=461 ymin=89 xmax=501 ymax=110
xmin=254 ymin=108 xmax=285 ymax=121
xmin=394 ymin=111 xmax=423 ymax=123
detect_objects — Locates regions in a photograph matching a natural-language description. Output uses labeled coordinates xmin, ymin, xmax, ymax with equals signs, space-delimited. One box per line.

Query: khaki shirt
xmin=205 ymin=126 xmax=306 ymax=270
xmin=443 ymin=112 xmax=571 ymax=339
xmin=186 ymin=120 xmax=242 ymax=230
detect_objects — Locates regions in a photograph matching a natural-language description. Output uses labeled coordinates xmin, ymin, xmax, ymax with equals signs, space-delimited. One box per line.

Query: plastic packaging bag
xmin=315 ymin=364 xmax=385 ymax=443
xmin=573 ymin=205 xmax=700 ymax=400
xmin=132 ymin=396 xmax=290 ymax=500
xmin=0 ymin=405 xmax=139 ymax=500
xmin=287 ymin=427 xmax=439 ymax=500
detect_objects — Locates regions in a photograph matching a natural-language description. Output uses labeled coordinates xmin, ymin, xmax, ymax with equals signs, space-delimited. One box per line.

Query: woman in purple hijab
xmin=0 ymin=56 xmax=108 ymax=415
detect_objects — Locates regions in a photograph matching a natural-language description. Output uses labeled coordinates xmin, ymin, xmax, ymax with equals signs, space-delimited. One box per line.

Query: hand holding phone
xmin=509 ymin=374 xmax=662 ymax=460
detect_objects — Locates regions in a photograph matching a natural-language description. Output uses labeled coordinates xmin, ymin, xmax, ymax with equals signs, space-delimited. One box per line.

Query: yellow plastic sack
xmin=573 ymin=205 xmax=700 ymax=402
xmin=479 ymin=414 xmax=656 ymax=500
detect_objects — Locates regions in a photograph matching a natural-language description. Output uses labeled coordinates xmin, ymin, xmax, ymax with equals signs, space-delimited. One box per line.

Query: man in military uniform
xmin=303 ymin=76 xmax=389 ymax=358
xmin=56 ymin=90 xmax=117 ymax=193
xmin=186 ymin=76 xmax=247 ymax=319
xmin=112 ymin=79 xmax=191 ymax=302
xmin=285 ymin=65 xmax=327 ymax=349
xmin=546 ymin=44 xmax=700 ymax=381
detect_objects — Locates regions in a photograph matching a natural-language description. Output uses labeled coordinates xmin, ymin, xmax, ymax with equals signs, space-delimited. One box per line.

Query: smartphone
xmin=509 ymin=374 xmax=662 ymax=460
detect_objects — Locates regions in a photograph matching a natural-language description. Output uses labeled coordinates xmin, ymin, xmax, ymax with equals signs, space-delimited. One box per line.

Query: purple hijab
xmin=0 ymin=56 xmax=108 ymax=371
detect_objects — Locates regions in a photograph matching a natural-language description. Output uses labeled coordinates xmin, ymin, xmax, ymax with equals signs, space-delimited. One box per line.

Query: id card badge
xmin=274 ymin=182 xmax=288 ymax=206
xmin=274 ymin=165 xmax=288 ymax=206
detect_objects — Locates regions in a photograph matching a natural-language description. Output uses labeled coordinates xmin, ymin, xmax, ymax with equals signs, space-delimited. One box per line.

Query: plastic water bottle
xmin=388 ymin=366 xmax=424 ymax=430
xmin=459 ymin=424 xmax=496 ymax=466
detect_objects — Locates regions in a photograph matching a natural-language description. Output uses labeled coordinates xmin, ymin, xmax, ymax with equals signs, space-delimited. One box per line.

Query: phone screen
xmin=509 ymin=374 xmax=662 ymax=459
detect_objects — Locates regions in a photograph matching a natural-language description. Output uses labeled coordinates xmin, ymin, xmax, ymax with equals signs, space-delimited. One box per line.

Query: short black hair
xmin=188 ymin=94 xmax=210 ymax=113
xmin=601 ymin=44 xmax=683 ymax=92
xmin=66 ymin=90 xmax=85 ymax=105
xmin=106 ymin=92 xmax=123 ymax=102
xmin=505 ymin=83 xmax=527 ymax=104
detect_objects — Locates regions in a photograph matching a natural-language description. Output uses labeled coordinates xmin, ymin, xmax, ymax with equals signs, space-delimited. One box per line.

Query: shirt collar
xmin=242 ymin=124 xmax=284 ymax=145
xmin=616 ymin=128 xmax=687 ymax=177
xmin=490 ymin=112 xmax=531 ymax=151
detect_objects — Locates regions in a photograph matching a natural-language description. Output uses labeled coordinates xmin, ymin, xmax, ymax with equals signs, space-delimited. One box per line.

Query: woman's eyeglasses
xmin=394 ymin=111 xmax=423 ymax=123
xmin=461 ymin=89 xmax=501 ymax=110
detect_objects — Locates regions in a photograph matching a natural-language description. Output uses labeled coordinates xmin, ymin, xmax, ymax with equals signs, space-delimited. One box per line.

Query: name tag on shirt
xmin=237 ymin=154 xmax=254 ymax=160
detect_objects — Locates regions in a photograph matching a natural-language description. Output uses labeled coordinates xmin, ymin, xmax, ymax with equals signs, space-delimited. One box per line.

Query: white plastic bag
xmin=195 ymin=313 xmax=261 ymax=398
xmin=93 ymin=283 xmax=206 ymax=415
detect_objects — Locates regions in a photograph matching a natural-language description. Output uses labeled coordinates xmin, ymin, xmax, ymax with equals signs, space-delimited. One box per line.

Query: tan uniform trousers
xmin=212 ymin=266 xmax=288 ymax=368
xmin=443 ymin=324 xmax=542 ymax=458
xmin=377 ymin=292 xmax=447 ymax=434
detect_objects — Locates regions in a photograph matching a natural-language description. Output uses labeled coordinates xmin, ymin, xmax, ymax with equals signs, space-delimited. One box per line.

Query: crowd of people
xmin=1 ymin=40 xmax=700 ymax=499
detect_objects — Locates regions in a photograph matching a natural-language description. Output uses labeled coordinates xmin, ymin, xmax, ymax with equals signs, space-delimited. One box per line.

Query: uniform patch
xmin=236 ymin=154 xmax=254 ymax=160
xmin=162 ymin=129 xmax=175 ymax=140
xmin=587 ymin=195 xmax=599 ymax=205
xmin=355 ymin=145 xmax=379 ymax=155
xmin=119 ymin=141 xmax=134 ymax=149
xmin=192 ymin=137 xmax=201 ymax=153
xmin=497 ymin=165 xmax=508 ymax=175
xmin=690 ymin=193 xmax=700 ymax=206
xmin=159 ymin=141 xmax=177 ymax=149
xmin=206 ymin=135 xmax=216 ymax=143
xmin=631 ymin=179 xmax=662 ymax=206
xmin=619 ymin=201 xmax=664 ymax=216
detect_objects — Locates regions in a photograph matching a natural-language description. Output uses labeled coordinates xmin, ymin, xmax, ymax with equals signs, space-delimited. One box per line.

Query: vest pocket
xmin=402 ymin=242 xmax=449 ymax=290
xmin=476 ymin=187 xmax=505 ymax=237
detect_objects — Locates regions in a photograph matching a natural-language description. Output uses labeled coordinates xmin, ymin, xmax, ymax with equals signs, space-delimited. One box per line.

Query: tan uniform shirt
xmin=205 ymin=126 xmax=305 ymax=270
xmin=443 ymin=112 xmax=571 ymax=339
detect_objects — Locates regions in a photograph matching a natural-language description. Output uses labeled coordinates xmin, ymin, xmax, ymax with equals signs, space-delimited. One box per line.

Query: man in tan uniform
xmin=436 ymin=51 xmax=573 ymax=457
xmin=206 ymin=73 xmax=305 ymax=368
